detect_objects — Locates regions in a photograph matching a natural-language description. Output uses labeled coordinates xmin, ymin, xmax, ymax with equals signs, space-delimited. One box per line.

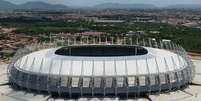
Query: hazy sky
xmin=4 ymin=0 xmax=201 ymax=7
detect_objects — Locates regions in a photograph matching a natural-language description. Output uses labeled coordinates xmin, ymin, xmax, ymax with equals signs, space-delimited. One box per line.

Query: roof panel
xmin=83 ymin=61 xmax=93 ymax=76
xmin=105 ymin=60 xmax=115 ymax=76
xmin=137 ymin=59 xmax=148 ymax=75
xmin=18 ymin=56 xmax=26 ymax=69
xmin=156 ymin=57 xmax=167 ymax=73
xmin=172 ymin=55 xmax=180 ymax=69
xmin=61 ymin=60 xmax=71 ymax=75
xmin=116 ymin=60 xmax=126 ymax=75
xmin=93 ymin=61 xmax=104 ymax=76
xmin=72 ymin=60 xmax=82 ymax=76
xmin=51 ymin=59 xmax=61 ymax=75
xmin=41 ymin=58 xmax=51 ymax=74
xmin=147 ymin=58 xmax=158 ymax=74
xmin=166 ymin=56 xmax=174 ymax=71
xmin=179 ymin=56 xmax=187 ymax=68
xmin=32 ymin=57 xmax=43 ymax=73
xmin=127 ymin=60 xmax=137 ymax=75
xmin=25 ymin=56 xmax=35 ymax=71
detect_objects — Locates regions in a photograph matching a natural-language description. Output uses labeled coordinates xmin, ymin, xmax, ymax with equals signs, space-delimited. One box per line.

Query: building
xmin=8 ymin=37 xmax=194 ymax=98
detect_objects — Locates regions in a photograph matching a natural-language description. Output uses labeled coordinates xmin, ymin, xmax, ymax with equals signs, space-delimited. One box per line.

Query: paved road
xmin=0 ymin=60 xmax=201 ymax=101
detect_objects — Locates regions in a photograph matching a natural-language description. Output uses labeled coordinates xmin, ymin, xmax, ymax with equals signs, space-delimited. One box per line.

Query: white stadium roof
xmin=14 ymin=46 xmax=187 ymax=77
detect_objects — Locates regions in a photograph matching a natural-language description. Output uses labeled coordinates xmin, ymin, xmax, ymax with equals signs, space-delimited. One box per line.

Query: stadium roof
xmin=14 ymin=46 xmax=187 ymax=77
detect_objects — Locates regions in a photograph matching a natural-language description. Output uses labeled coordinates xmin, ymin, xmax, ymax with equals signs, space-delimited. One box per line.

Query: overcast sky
xmin=4 ymin=0 xmax=201 ymax=7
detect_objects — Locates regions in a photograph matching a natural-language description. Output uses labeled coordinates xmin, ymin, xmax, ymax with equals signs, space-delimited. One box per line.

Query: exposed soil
xmin=188 ymin=52 xmax=201 ymax=60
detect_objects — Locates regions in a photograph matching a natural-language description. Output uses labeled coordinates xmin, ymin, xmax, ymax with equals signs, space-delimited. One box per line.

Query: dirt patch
xmin=188 ymin=52 xmax=201 ymax=60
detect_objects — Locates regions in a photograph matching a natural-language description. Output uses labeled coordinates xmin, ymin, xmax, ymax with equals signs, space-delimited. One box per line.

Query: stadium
xmin=7 ymin=37 xmax=195 ymax=97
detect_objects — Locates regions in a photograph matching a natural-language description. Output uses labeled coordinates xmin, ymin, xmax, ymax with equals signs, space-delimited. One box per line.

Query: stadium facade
xmin=8 ymin=37 xmax=195 ymax=97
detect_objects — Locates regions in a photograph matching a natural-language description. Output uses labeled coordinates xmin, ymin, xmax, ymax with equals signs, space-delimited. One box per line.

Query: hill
xmin=0 ymin=0 xmax=17 ymax=10
xmin=0 ymin=0 xmax=68 ymax=10
xmin=17 ymin=1 xmax=68 ymax=10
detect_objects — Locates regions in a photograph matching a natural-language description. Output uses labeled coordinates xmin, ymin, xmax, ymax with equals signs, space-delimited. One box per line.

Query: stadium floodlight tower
xmin=8 ymin=36 xmax=195 ymax=98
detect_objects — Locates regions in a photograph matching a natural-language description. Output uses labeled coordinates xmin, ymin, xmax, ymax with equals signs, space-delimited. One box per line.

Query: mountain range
xmin=0 ymin=0 xmax=68 ymax=10
xmin=1 ymin=0 xmax=201 ymax=10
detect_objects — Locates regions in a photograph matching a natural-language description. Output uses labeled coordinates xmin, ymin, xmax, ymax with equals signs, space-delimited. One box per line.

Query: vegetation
xmin=0 ymin=18 xmax=201 ymax=53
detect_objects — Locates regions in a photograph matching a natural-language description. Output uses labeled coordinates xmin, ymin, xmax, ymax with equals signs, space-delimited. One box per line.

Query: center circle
xmin=55 ymin=45 xmax=148 ymax=57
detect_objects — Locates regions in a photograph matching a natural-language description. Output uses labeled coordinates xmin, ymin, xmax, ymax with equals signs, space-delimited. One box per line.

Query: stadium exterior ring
xmin=8 ymin=37 xmax=195 ymax=97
